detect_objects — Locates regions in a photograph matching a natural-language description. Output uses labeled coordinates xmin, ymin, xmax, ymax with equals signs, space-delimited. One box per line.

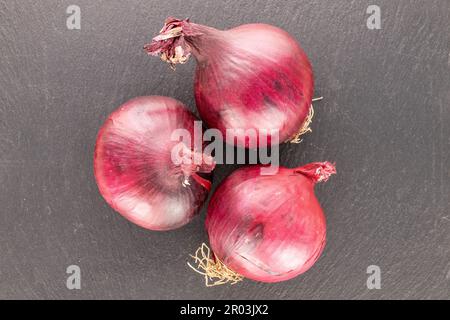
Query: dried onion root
xmin=187 ymin=243 xmax=244 ymax=287
xmin=288 ymin=97 xmax=323 ymax=144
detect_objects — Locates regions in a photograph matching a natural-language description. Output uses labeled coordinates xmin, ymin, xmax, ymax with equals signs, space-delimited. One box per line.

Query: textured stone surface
xmin=0 ymin=0 xmax=449 ymax=299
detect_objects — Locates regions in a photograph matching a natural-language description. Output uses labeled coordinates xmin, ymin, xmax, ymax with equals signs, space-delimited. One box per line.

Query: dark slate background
xmin=0 ymin=0 xmax=449 ymax=299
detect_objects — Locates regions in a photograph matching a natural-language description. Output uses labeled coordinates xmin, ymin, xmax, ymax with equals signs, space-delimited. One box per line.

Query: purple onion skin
xmin=145 ymin=19 xmax=314 ymax=148
xmin=194 ymin=24 xmax=314 ymax=147
xmin=206 ymin=163 xmax=335 ymax=283
xmin=94 ymin=96 xmax=213 ymax=231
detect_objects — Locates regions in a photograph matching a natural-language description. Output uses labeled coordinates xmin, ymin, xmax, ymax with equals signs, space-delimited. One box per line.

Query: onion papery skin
xmin=205 ymin=162 xmax=335 ymax=282
xmin=94 ymin=96 xmax=214 ymax=231
xmin=145 ymin=18 xmax=314 ymax=148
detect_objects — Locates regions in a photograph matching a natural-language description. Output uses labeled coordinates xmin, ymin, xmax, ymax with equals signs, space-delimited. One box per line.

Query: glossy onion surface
xmin=94 ymin=96 xmax=213 ymax=231
xmin=146 ymin=18 xmax=314 ymax=148
xmin=205 ymin=162 xmax=335 ymax=282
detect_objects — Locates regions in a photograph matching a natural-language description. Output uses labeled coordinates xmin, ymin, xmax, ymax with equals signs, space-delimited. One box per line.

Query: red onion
xmin=145 ymin=18 xmax=314 ymax=148
xmin=94 ymin=96 xmax=215 ymax=231
xmin=191 ymin=162 xmax=335 ymax=284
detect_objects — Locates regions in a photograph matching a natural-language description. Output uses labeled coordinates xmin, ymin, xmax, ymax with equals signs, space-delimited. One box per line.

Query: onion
xmin=94 ymin=96 xmax=215 ymax=231
xmin=145 ymin=17 xmax=314 ymax=148
xmin=189 ymin=162 xmax=336 ymax=284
